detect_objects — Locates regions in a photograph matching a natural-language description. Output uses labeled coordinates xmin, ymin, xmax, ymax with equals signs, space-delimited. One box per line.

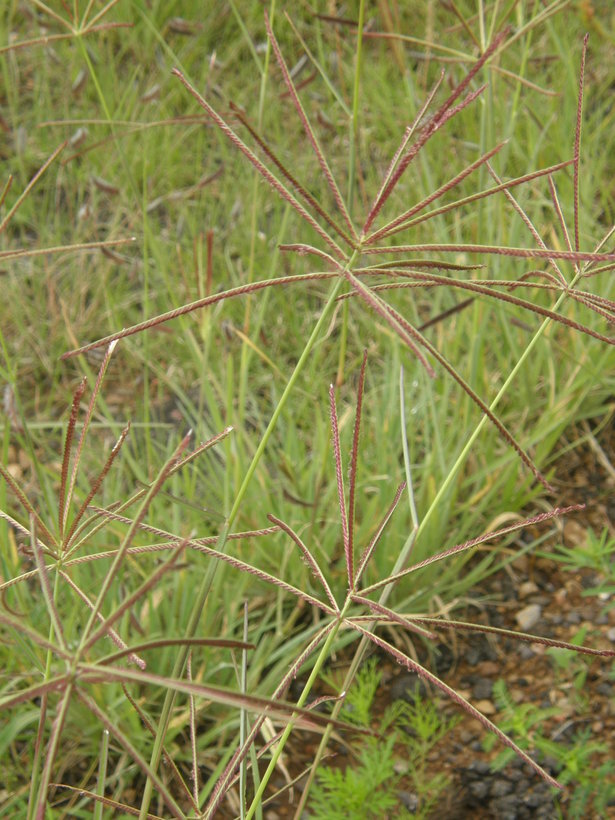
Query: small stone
xmin=468 ymin=760 xmax=491 ymax=776
xmin=394 ymin=759 xmax=409 ymax=775
xmin=607 ymin=627 xmax=615 ymax=642
xmin=466 ymin=646 xmax=482 ymax=666
xmin=491 ymin=778 xmax=513 ymax=797
xmin=472 ymin=677 xmax=494 ymax=700
xmin=518 ymin=644 xmax=536 ymax=660
xmin=515 ymin=604 xmax=541 ymax=631
xmin=398 ymin=791 xmax=419 ymax=812
xmin=469 ymin=780 xmax=489 ymax=800
xmin=459 ymin=730 xmax=477 ymax=744
xmin=519 ymin=580 xmax=539 ymax=598
xmin=491 ymin=795 xmax=519 ymax=819
xmin=389 ymin=673 xmax=428 ymax=703
xmin=474 ymin=698 xmax=496 ymax=715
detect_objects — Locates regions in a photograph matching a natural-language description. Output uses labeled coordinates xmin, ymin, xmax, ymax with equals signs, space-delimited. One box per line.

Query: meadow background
xmin=1 ymin=1 xmax=615 ymax=816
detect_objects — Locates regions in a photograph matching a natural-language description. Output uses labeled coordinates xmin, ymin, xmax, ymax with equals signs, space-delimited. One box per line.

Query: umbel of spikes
xmin=202 ymin=351 xmax=614 ymax=817
xmin=1 ymin=342 xmax=378 ymax=817
xmin=63 ymin=23 xmax=615 ymax=495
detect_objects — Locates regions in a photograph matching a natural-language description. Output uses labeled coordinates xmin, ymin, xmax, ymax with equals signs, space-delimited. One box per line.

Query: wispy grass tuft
xmin=2 ymin=3 xmax=615 ymax=817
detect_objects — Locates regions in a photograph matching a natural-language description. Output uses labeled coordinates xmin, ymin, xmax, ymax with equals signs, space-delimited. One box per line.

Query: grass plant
xmin=1 ymin=1 xmax=615 ymax=816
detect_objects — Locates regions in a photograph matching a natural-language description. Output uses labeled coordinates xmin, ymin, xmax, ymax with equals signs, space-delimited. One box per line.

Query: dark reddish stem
xmin=58 ymin=378 xmax=87 ymax=536
xmin=347 ymin=351 xmax=368 ymax=586
xmin=329 ymin=385 xmax=350 ymax=582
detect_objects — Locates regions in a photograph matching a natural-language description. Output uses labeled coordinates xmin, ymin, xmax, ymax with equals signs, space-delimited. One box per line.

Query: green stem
xmin=293 ymin=369 xmax=421 ymax=815
xmin=34 ymin=683 xmax=73 ymax=816
xmin=237 ymin=0 xmax=276 ymax=500
xmin=138 ymin=267 xmax=352 ymax=819
xmin=27 ymin=564 xmax=62 ymax=820
xmin=245 ymin=604 xmax=350 ymax=820
xmin=294 ymin=276 xmax=581 ymax=815
xmin=416 ymin=278 xmax=579 ymax=542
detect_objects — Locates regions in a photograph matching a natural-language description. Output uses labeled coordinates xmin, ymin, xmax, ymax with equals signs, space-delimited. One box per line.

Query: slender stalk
xmin=293 ymin=372 xmax=421 ymax=815
xmin=244 ymin=604 xmax=350 ymax=820
xmin=34 ymin=683 xmax=74 ymax=816
xmin=238 ymin=0 xmax=276 ymax=424
xmin=336 ymin=0 xmax=365 ymax=387
xmin=138 ymin=268 xmax=352 ymax=819
xmin=415 ymin=273 xmax=586 ymax=543
xmin=240 ymin=602 xmax=248 ymax=819
xmin=93 ymin=729 xmax=110 ymax=820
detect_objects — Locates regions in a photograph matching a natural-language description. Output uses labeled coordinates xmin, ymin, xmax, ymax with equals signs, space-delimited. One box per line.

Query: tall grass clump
xmin=1 ymin=2 xmax=615 ymax=816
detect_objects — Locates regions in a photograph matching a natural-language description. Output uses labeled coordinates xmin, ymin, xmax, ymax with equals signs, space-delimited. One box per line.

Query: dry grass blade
xmin=0 ymin=142 xmax=66 ymax=235
xmin=0 ymin=175 xmax=13 ymax=210
xmin=0 ymin=237 xmax=135 ymax=262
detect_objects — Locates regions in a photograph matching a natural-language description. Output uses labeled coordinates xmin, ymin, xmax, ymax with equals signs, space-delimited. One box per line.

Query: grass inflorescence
xmin=1 ymin=1 xmax=615 ymax=817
